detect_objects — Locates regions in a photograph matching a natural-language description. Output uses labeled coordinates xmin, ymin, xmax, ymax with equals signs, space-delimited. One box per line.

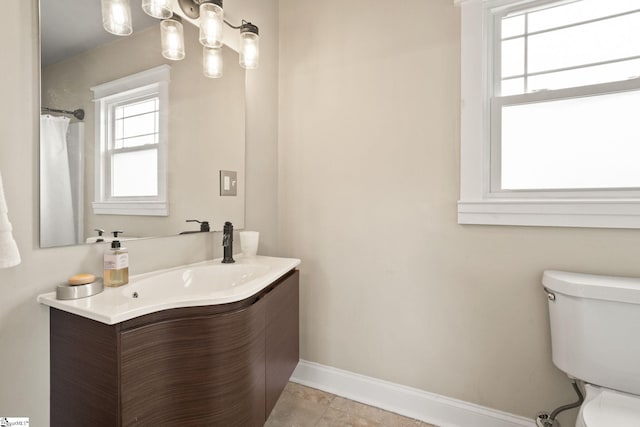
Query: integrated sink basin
xmin=38 ymin=255 xmax=301 ymax=324
xmin=123 ymin=263 xmax=270 ymax=300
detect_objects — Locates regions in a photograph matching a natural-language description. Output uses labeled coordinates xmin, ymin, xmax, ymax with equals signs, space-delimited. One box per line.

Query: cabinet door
xmin=50 ymin=309 xmax=120 ymax=427
xmin=120 ymin=304 xmax=266 ymax=427
xmin=265 ymin=270 xmax=300 ymax=416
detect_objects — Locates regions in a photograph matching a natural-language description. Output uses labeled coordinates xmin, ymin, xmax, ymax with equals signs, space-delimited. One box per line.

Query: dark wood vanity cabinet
xmin=50 ymin=270 xmax=299 ymax=427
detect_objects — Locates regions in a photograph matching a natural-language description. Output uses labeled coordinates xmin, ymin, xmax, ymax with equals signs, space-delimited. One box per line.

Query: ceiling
xmin=40 ymin=0 xmax=158 ymax=66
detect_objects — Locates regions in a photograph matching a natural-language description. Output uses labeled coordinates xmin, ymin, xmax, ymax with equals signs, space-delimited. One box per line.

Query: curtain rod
xmin=41 ymin=107 xmax=85 ymax=121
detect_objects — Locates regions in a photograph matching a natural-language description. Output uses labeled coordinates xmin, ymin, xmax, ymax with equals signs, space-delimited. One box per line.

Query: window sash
xmin=494 ymin=1 xmax=640 ymax=96
xmin=490 ymin=71 xmax=640 ymax=198
xmin=110 ymin=95 xmax=160 ymax=150
xmin=105 ymin=95 xmax=161 ymax=201
xmin=490 ymin=0 xmax=640 ymax=197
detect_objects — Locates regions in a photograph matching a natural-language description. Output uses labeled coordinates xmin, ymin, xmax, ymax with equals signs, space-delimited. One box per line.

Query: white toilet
xmin=543 ymin=270 xmax=640 ymax=427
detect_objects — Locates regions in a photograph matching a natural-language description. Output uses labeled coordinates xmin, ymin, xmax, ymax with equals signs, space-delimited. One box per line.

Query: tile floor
xmin=265 ymin=382 xmax=437 ymax=427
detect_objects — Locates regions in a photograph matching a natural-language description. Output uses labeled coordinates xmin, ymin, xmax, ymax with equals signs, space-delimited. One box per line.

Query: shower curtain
xmin=67 ymin=122 xmax=85 ymax=244
xmin=40 ymin=115 xmax=76 ymax=247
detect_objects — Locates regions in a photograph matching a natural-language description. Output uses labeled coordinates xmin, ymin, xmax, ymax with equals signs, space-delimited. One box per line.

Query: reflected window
xmin=111 ymin=98 xmax=160 ymax=197
xmin=91 ymin=65 xmax=170 ymax=216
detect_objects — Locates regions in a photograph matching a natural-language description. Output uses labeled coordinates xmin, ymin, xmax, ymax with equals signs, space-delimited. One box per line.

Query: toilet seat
xmin=581 ymin=387 xmax=640 ymax=427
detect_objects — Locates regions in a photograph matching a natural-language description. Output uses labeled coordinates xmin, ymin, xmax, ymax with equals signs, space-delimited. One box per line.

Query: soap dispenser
xmin=104 ymin=231 xmax=129 ymax=287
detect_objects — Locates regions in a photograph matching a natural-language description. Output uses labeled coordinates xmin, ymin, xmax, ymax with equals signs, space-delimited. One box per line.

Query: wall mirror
xmin=39 ymin=0 xmax=246 ymax=248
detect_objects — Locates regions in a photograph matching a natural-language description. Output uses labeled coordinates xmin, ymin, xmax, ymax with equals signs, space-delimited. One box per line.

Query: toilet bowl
xmin=542 ymin=271 xmax=640 ymax=427
xmin=576 ymin=384 xmax=640 ymax=427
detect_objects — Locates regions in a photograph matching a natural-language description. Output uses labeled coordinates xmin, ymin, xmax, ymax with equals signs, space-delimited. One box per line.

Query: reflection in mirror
xmin=39 ymin=0 xmax=245 ymax=248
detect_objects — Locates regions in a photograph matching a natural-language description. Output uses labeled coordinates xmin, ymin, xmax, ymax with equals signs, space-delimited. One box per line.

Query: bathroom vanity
xmin=39 ymin=256 xmax=300 ymax=427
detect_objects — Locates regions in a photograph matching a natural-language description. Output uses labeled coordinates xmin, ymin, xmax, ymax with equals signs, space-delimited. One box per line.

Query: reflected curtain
xmin=40 ymin=115 xmax=76 ymax=247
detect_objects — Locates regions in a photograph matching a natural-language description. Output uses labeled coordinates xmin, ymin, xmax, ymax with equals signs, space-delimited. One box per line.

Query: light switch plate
xmin=219 ymin=170 xmax=238 ymax=196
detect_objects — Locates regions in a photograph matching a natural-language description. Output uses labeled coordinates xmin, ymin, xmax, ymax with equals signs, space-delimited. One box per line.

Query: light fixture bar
xmin=177 ymin=0 xmax=222 ymax=19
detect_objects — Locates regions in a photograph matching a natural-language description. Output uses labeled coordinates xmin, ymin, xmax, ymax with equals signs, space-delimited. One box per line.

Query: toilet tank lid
xmin=543 ymin=270 xmax=640 ymax=305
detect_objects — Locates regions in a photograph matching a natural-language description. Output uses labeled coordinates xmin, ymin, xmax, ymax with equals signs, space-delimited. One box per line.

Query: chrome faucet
xmin=222 ymin=221 xmax=235 ymax=263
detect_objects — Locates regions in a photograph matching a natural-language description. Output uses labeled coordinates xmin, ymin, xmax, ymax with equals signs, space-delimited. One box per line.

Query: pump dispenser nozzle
xmin=111 ymin=231 xmax=124 ymax=249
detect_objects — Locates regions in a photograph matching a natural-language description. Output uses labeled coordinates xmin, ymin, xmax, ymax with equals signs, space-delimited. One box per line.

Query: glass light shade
xmin=142 ymin=0 xmax=172 ymax=19
xmin=199 ymin=3 xmax=224 ymax=48
xmin=101 ymin=0 xmax=133 ymax=36
xmin=240 ymin=31 xmax=259 ymax=69
xmin=161 ymin=18 xmax=185 ymax=61
xmin=203 ymin=47 xmax=223 ymax=78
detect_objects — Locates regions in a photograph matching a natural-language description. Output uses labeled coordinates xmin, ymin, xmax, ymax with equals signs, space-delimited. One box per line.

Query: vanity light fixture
xmin=142 ymin=0 xmax=173 ymax=19
xmin=178 ymin=0 xmax=260 ymax=74
xmin=101 ymin=0 xmax=260 ymax=77
xmin=101 ymin=0 xmax=133 ymax=36
xmin=161 ymin=15 xmax=186 ymax=61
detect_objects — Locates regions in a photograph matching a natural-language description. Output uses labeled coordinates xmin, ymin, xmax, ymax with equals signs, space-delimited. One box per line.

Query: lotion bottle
xmin=104 ymin=231 xmax=129 ymax=287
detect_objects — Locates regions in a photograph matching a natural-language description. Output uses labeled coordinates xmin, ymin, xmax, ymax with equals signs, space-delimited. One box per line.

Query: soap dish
xmin=56 ymin=279 xmax=104 ymax=300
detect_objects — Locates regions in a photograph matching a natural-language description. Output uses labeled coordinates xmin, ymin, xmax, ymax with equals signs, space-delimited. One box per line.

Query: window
xmin=458 ymin=0 xmax=640 ymax=228
xmin=91 ymin=65 xmax=170 ymax=216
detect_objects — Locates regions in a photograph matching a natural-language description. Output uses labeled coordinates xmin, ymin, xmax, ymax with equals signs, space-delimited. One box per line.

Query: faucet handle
xmin=186 ymin=219 xmax=211 ymax=232
xmin=94 ymin=228 xmax=105 ymax=236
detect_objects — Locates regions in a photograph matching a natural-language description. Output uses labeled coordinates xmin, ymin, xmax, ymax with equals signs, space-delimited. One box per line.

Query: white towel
xmin=0 ymin=170 xmax=21 ymax=268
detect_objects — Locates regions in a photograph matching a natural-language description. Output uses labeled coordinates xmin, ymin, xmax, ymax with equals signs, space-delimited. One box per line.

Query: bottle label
xmin=104 ymin=253 xmax=129 ymax=270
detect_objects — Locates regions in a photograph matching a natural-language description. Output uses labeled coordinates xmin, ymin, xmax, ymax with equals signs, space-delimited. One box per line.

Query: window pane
xmin=528 ymin=0 xmax=640 ymax=33
xmin=502 ymin=37 xmax=525 ymax=78
xmin=122 ymin=98 xmax=158 ymax=117
xmin=529 ymin=59 xmax=640 ymax=92
xmin=501 ymin=78 xmax=524 ymax=96
xmin=114 ymin=97 xmax=159 ymax=149
xmin=111 ymin=149 xmax=158 ymax=197
xmin=501 ymin=90 xmax=640 ymax=190
xmin=528 ymin=13 xmax=640 ymax=74
xmin=502 ymin=15 xmax=524 ymax=39
xmin=121 ymin=111 xmax=157 ymax=138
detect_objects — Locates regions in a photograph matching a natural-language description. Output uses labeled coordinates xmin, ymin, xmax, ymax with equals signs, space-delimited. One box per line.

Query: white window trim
xmin=91 ymin=65 xmax=170 ymax=217
xmin=458 ymin=0 xmax=640 ymax=229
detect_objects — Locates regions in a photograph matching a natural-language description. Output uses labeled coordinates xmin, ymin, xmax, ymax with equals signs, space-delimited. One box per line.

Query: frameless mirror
xmin=39 ymin=0 xmax=245 ymax=248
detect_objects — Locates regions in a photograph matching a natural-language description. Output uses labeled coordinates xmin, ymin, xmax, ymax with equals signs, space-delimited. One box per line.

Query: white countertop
xmin=38 ymin=255 xmax=301 ymax=325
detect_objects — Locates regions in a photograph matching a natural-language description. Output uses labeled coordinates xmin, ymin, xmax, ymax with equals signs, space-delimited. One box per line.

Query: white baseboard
xmin=290 ymin=360 xmax=536 ymax=427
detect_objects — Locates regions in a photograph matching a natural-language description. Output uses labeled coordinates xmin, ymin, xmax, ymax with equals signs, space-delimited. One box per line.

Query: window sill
xmin=457 ymin=199 xmax=640 ymax=229
xmin=93 ymin=201 xmax=168 ymax=216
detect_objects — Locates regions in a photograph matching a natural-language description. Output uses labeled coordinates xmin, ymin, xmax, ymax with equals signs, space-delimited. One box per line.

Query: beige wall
xmin=277 ymin=0 xmax=640 ymax=424
xmin=8 ymin=0 xmax=640 ymax=425
xmin=0 ymin=0 xmax=278 ymax=424
xmin=41 ymin=23 xmax=245 ymax=241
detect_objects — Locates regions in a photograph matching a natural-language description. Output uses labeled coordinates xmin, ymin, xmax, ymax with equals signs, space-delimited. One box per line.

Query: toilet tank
xmin=543 ymin=271 xmax=640 ymax=396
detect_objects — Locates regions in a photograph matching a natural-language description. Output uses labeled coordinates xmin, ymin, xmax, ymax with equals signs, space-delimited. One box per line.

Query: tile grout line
xmin=312 ymin=392 xmax=337 ymax=426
